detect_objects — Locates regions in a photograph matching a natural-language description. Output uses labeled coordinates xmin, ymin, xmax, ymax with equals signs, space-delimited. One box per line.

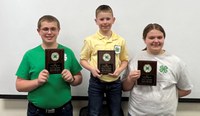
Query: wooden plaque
xmin=97 ymin=50 xmax=115 ymax=74
xmin=45 ymin=49 xmax=64 ymax=74
xmin=137 ymin=60 xmax=157 ymax=86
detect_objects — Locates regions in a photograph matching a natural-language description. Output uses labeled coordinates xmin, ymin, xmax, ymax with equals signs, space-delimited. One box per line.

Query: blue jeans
xmin=88 ymin=76 xmax=123 ymax=116
xmin=27 ymin=101 xmax=73 ymax=116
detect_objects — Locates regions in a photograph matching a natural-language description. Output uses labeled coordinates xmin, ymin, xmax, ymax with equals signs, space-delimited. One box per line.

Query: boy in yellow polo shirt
xmin=80 ymin=5 xmax=128 ymax=116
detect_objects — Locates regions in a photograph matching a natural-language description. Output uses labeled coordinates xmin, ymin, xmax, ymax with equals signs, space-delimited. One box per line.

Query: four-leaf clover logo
xmin=143 ymin=64 xmax=152 ymax=73
xmin=159 ymin=65 xmax=168 ymax=73
xmin=103 ymin=53 xmax=111 ymax=62
xmin=51 ymin=52 xmax=59 ymax=61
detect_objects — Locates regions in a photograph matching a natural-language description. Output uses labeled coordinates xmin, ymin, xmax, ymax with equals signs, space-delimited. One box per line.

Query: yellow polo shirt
xmin=80 ymin=31 xmax=129 ymax=82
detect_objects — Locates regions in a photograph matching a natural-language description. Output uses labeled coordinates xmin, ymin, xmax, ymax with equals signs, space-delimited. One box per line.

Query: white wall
xmin=0 ymin=99 xmax=200 ymax=116
xmin=0 ymin=1 xmax=200 ymax=115
xmin=0 ymin=0 xmax=200 ymax=99
xmin=0 ymin=1 xmax=199 ymax=115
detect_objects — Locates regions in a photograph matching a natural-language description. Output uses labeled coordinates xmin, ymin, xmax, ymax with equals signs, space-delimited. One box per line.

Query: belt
xmin=29 ymin=101 xmax=71 ymax=114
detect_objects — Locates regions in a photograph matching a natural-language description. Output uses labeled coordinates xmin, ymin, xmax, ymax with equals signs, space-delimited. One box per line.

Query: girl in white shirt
xmin=122 ymin=23 xmax=192 ymax=116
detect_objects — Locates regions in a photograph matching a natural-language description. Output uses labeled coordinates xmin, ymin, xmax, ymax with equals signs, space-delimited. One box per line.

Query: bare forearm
xmin=80 ymin=59 xmax=101 ymax=78
xmin=118 ymin=61 xmax=128 ymax=73
xmin=70 ymin=72 xmax=82 ymax=86
xmin=122 ymin=70 xmax=140 ymax=91
xmin=178 ymin=89 xmax=191 ymax=97
xmin=80 ymin=59 xmax=93 ymax=72
xmin=16 ymin=77 xmax=39 ymax=92
xmin=122 ymin=76 xmax=135 ymax=91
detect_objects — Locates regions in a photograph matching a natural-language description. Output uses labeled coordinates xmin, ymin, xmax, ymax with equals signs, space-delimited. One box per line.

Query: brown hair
xmin=143 ymin=23 xmax=165 ymax=40
xmin=95 ymin=5 xmax=113 ymax=17
xmin=37 ymin=15 xmax=60 ymax=29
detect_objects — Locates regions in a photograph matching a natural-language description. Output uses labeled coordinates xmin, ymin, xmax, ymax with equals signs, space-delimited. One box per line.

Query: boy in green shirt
xmin=16 ymin=15 xmax=82 ymax=116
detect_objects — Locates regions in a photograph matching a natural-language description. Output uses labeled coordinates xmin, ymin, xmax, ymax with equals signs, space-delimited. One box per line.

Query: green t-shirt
xmin=16 ymin=44 xmax=82 ymax=109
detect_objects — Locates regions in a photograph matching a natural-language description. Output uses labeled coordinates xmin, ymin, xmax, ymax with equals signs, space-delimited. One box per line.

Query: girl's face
xmin=37 ymin=21 xmax=60 ymax=46
xmin=95 ymin=11 xmax=115 ymax=34
xmin=144 ymin=29 xmax=165 ymax=55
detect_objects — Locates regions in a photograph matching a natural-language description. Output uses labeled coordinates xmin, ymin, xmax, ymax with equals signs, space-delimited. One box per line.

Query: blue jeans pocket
xmin=27 ymin=102 xmax=41 ymax=116
xmin=58 ymin=101 xmax=73 ymax=116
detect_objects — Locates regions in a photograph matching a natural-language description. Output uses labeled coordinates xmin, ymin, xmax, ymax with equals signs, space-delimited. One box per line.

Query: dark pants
xmin=27 ymin=101 xmax=73 ymax=116
xmin=88 ymin=76 xmax=123 ymax=116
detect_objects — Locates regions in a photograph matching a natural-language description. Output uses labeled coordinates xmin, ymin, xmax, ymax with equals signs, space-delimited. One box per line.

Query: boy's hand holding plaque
xmin=137 ymin=60 xmax=157 ymax=86
xmin=45 ymin=49 xmax=64 ymax=74
xmin=97 ymin=50 xmax=115 ymax=74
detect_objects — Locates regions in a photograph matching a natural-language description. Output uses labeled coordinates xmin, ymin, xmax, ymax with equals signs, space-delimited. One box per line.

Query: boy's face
xmin=95 ymin=11 xmax=115 ymax=33
xmin=37 ymin=21 xmax=60 ymax=45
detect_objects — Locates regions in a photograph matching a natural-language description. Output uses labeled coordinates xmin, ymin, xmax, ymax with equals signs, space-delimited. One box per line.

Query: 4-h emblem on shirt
xmin=159 ymin=65 xmax=168 ymax=73
xmin=114 ymin=45 xmax=121 ymax=54
xmin=143 ymin=64 xmax=152 ymax=73
xmin=64 ymin=53 xmax=67 ymax=61
xmin=51 ymin=52 xmax=59 ymax=61
xmin=103 ymin=53 xmax=111 ymax=61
